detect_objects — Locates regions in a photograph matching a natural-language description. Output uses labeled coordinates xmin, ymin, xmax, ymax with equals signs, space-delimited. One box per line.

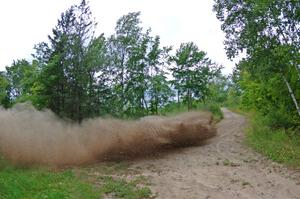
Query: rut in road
xmin=126 ymin=108 xmax=300 ymax=199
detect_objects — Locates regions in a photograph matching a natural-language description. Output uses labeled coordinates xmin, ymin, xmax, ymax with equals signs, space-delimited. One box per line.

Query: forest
xmin=0 ymin=1 xmax=225 ymax=122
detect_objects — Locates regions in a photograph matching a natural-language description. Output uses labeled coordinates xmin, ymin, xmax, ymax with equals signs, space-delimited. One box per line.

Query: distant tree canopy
xmin=0 ymin=0 xmax=221 ymax=122
xmin=214 ymin=0 xmax=300 ymax=128
xmin=170 ymin=42 xmax=221 ymax=110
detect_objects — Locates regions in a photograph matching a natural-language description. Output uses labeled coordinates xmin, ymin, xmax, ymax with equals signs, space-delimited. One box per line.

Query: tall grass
xmin=245 ymin=114 xmax=300 ymax=168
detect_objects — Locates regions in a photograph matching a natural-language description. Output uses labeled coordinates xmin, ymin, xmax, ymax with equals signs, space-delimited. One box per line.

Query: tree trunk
xmin=295 ymin=64 xmax=300 ymax=81
xmin=154 ymin=87 xmax=158 ymax=115
xmin=142 ymin=97 xmax=149 ymax=115
xmin=187 ymin=89 xmax=191 ymax=111
xmin=75 ymin=85 xmax=81 ymax=122
xmin=282 ymin=75 xmax=300 ymax=117
xmin=121 ymin=52 xmax=125 ymax=115
xmin=155 ymin=95 xmax=158 ymax=115
xmin=177 ymin=90 xmax=180 ymax=108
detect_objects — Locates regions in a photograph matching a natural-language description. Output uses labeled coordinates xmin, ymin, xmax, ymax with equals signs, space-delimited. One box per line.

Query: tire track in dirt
xmin=129 ymin=108 xmax=300 ymax=199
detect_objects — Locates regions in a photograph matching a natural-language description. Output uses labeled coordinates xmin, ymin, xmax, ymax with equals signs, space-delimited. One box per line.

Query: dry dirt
xmin=123 ymin=108 xmax=300 ymax=199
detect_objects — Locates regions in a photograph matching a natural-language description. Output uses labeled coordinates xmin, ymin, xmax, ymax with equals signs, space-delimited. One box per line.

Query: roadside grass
xmin=0 ymin=158 xmax=152 ymax=199
xmin=0 ymin=166 xmax=100 ymax=199
xmin=76 ymin=162 xmax=152 ymax=199
xmin=245 ymin=114 xmax=300 ymax=169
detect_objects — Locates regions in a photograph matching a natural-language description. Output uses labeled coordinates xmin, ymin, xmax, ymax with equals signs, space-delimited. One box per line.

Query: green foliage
xmin=170 ymin=42 xmax=221 ymax=110
xmin=226 ymin=87 xmax=241 ymax=109
xmin=0 ymin=72 xmax=10 ymax=108
xmin=3 ymin=2 xmax=222 ymax=121
xmin=196 ymin=103 xmax=223 ymax=122
xmin=214 ymin=0 xmax=299 ymax=60
xmin=237 ymin=69 xmax=300 ymax=128
xmin=148 ymin=73 xmax=173 ymax=115
xmin=162 ymin=102 xmax=189 ymax=116
xmin=5 ymin=59 xmax=37 ymax=101
xmin=246 ymin=114 xmax=300 ymax=168
xmin=207 ymin=79 xmax=227 ymax=104
xmin=214 ymin=0 xmax=300 ymax=129
xmin=208 ymin=104 xmax=223 ymax=121
xmin=106 ymin=12 xmax=173 ymax=118
xmin=32 ymin=0 xmax=99 ymax=121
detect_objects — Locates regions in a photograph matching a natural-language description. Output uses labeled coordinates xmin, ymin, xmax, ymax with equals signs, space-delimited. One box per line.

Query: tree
xmin=214 ymin=0 xmax=300 ymax=118
xmin=106 ymin=12 xmax=145 ymax=116
xmin=207 ymin=73 xmax=229 ymax=104
xmin=84 ymin=34 xmax=110 ymax=117
xmin=107 ymin=12 xmax=172 ymax=117
xmin=2 ymin=7 xmax=224 ymax=121
xmin=0 ymin=72 xmax=10 ymax=108
xmin=5 ymin=60 xmax=33 ymax=99
xmin=147 ymin=36 xmax=173 ymax=114
xmin=170 ymin=42 xmax=219 ymax=110
xmin=33 ymin=0 xmax=98 ymax=121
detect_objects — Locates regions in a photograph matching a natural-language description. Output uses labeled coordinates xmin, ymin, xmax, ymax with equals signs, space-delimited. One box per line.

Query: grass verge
xmin=0 ymin=159 xmax=152 ymax=199
xmin=245 ymin=114 xmax=300 ymax=168
xmin=0 ymin=166 xmax=100 ymax=199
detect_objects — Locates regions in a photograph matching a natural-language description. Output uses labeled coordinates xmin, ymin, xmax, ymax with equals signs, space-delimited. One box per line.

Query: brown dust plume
xmin=0 ymin=103 xmax=216 ymax=166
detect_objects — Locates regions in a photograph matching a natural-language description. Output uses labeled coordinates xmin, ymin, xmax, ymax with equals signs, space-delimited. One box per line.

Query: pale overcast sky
xmin=0 ymin=0 xmax=238 ymax=74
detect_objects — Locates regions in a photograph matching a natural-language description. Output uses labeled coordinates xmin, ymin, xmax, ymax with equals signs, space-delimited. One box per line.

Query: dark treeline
xmin=0 ymin=1 xmax=224 ymax=122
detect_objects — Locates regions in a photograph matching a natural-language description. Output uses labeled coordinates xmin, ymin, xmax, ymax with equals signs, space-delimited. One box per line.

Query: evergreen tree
xmin=34 ymin=0 xmax=98 ymax=121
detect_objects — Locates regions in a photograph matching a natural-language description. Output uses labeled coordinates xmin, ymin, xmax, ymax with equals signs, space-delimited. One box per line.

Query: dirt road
xmin=129 ymin=108 xmax=300 ymax=199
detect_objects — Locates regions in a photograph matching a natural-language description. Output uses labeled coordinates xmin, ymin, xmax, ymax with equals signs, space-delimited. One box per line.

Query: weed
xmin=99 ymin=176 xmax=152 ymax=199
xmin=223 ymin=159 xmax=240 ymax=167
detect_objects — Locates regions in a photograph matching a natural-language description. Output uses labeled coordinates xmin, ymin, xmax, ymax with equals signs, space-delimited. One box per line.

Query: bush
xmin=207 ymin=103 xmax=223 ymax=121
xmin=196 ymin=103 xmax=223 ymax=122
xmin=261 ymin=105 xmax=300 ymax=129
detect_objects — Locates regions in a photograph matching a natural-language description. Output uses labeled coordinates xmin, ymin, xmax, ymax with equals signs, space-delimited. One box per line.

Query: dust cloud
xmin=0 ymin=103 xmax=216 ymax=166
